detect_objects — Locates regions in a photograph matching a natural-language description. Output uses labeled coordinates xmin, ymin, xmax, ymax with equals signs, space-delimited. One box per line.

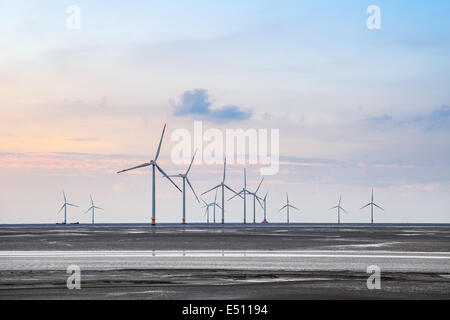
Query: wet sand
xmin=0 ymin=224 xmax=449 ymax=299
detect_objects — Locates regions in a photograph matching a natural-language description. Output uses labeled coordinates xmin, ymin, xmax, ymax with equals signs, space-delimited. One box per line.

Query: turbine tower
xmin=212 ymin=188 xmax=220 ymax=224
xmin=228 ymin=168 xmax=250 ymax=224
xmin=361 ymin=189 xmax=384 ymax=224
xmin=168 ymin=150 xmax=200 ymax=224
xmin=278 ymin=193 xmax=300 ymax=224
xmin=84 ymin=195 xmax=103 ymax=224
xmin=329 ymin=195 xmax=347 ymax=224
xmin=262 ymin=192 xmax=269 ymax=223
xmin=58 ymin=190 xmax=78 ymax=225
xmin=202 ymin=158 xmax=239 ymax=224
xmin=117 ymin=124 xmax=181 ymax=225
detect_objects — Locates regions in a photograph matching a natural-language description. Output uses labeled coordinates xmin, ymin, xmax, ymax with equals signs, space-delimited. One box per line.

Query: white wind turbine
xmin=248 ymin=178 xmax=264 ymax=224
xmin=278 ymin=193 xmax=300 ymax=224
xmin=361 ymin=189 xmax=384 ymax=224
xmin=58 ymin=190 xmax=78 ymax=225
xmin=84 ymin=195 xmax=104 ymax=224
xmin=201 ymin=158 xmax=239 ymax=224
xmin=117 ymin=124 xmax=181 ymax=225
xmin=201 ymin=197 xmax=221 ymax=224
xmin=168 ymin=150 xmax=200 ymax=224
xmin=228 ymin=168 xmax=250 ymax=224
xmin=329 ymin=195 xmax=347 ymax=224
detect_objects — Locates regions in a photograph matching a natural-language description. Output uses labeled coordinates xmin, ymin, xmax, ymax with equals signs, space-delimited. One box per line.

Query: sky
xmin=0 ymin=0 xmax=449 ymax=224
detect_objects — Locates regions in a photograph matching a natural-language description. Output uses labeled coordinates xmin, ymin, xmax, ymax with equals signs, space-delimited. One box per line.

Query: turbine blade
xmin=186 ymin=177 xmax=200 ymax=203
xmin=255 ymin=178 xmax=264 ymax=194
xmin=329 ymin=206 xmax=339 ymax=210
xmin=154 ymin=124 xmax=166 ymax=161
xmin=228 ymin=189 xmax=243 ymax=201
xmin=67 ymin=203 xmax=78 ymax=208
xmin=90 ymin=195 xmax=93 ymax=206
xmin=340 ymin=206 xmax=348 ymax=213
xmin=63 ymin=190 xmax=66 ymax=202
xmin=215 ymin=203 xmax=222 ymax=209
xmin=278 ymin=205 xmax=288 ymax=212
xmin=117 ymin=162 xmax=151 ymax=174
xmin=289 ymin=205 xmax=300 ymax=211
xmin=360 ymin=203 xmax=371 ymax=210
xmin=155 ymin=163 xmax=182 ymax=192
xmin=224 ymin=184 xmax=240 ymax=196
xmin=83 ymin=207 xmax=93 ymax=214
xmin=373 ymin=203 xmax=384 ymax=211
xmin=94 ymin=206 xmax=104 ymax=210
xmin=58 ymin=204 xmax=65 ymax=214
xmin=256 ymin=196 xmax=263 ymax=209
xmin=202 ymin=184 xmax=221 ymax=196
xmin=185 ymin=149 xmax=197 ymax=175
xmin=222 ymin=157 xmax=226 ymax=183
xmin=201 ymin=198 xmax=208 ymax=206
xmin=244 ymin=168 xmax=247 ymax=187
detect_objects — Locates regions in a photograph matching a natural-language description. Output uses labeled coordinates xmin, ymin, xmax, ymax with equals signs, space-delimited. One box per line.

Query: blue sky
xmin=0 ymin=1 xmax=449 ymax=223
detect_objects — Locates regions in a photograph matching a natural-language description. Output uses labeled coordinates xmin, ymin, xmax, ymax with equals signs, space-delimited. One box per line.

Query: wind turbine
xmin=168 ymin=150 xmax=200 ymax=224
xmin=278 ymin=193 xmax=300 ymax=224
xmin=228 ymin=168 xmax=250 ymax=224
xmin=202 ymin=158 xmax=239 ymax=224
xmin=361 ymin=189 xmax=384 ymax=224
xmin=248 ymin=178 xmax=264 ymax=224
xmin=329 ymin=195 xmax=347 ymax=224
xmin=84 ymin=195 xmax=104 ymax=224
xmin=58 ymin=190 xmax=78 ymax=224
xmin=262 ymin=192 xmax=269 ymax=223
xmin=117 ymin=124 xmax=181 ymax=225
xmin=201 ymin=197 xmax=221 ymax=224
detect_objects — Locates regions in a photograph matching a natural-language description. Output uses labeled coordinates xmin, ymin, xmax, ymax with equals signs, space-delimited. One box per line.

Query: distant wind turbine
xmin=201 ymin=197 xmax=221 ymax=224
xmin=168 ymin=150 xmax=200 ymax=224
xmin=117 ymin=124 xmax=181 ymax=225
xmin=248 ymin=178 xmax=264 ymax=224
xmin=58 ymin=190 xmax=78 ymax=225
xmin=329 ymin=195 xmax=347 ymax=224
xmin=84 ymin=195 xmax=103 ymax=224
xmin=361 ymin=189 xmax=384 ymax=224
xmin=228 ymin=168 xmax=250 ymax=224
xmin=278 ymin=193 xmax=300 ymax=224
xmin=202 ymin=158 xmax=239 ymax=224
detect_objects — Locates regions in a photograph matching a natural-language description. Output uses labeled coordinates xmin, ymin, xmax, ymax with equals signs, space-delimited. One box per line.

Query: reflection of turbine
xmin=84 ymin=195 xmax=104 ymax=224
xmin=262 ymin=192 xmax=269 ymax=223
xmin=58 ymin=190 xmax=78 ymax=225
xmin=329 ymin=195 xmax=347 ymax=224
xmin=168 ymin=150 xmax=199 ymax=224
xmin=361 ymin=189 xmax=384 ymax=224
xmin=117 ymin=124 xmax=181 ymax=225
xmin=202 ymin=158 xmax=239 ymax=224
xmin=278 ymin=193 xmax=300 ymax=224
xmin=228 ymin=168 xmax=250 ymax=224
xmin=201 ymin=197 xmax=221 ymax=224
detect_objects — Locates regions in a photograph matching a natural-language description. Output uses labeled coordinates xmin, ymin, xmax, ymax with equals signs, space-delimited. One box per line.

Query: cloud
xmin=364 ymin=105 xmax=450 ymax=131
xmin=172 ymin=89 xmax=252 ymax=122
